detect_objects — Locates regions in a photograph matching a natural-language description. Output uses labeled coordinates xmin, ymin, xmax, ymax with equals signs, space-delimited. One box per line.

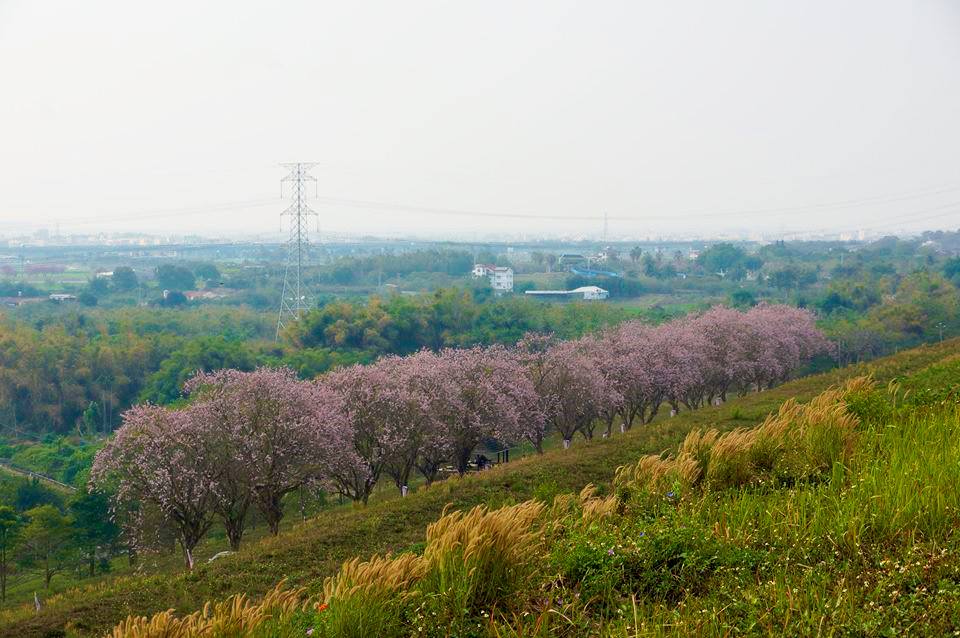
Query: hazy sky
xmin=1 ymin=1 xmax=959 ymax=240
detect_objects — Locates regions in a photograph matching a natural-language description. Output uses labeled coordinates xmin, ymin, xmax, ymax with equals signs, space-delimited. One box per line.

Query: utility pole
xmin=937 ymin=321 xmax=945 ymax=343
xmin=276 ymin=163 xmax=318 ymax=340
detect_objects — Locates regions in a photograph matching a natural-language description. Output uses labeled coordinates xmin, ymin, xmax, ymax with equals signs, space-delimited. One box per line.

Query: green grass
xmin=574 ymin=411 xmax=960 ymax=636
xmin=1 ymin=339 xmax=958 ymax=637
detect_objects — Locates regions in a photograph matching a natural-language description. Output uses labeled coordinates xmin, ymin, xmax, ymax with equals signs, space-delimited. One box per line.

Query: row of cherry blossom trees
xmin=91 ymin=304 xmax=828 ymax=567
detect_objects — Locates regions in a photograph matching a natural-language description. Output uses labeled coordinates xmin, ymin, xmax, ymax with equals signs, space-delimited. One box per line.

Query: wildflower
xmin=306 ymin=629 xmax=314 ymax=636
xmin=608 ymin=548 xmax=615 ymax=556
xmin=317 ymin=603 xmax=329 ymax=612
xmin=666 ymin=491 xmax=676 ymax=499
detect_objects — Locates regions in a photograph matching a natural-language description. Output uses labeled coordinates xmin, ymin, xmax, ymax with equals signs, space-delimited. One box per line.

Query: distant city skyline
xmin=1 ymin=1 xmax=959 ymax=240
xmin=0 ymin=223 xmax=921 ymax=247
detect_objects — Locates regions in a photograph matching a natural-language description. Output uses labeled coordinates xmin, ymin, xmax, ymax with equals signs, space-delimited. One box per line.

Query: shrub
xmin=551 ymin=513 xmax=761 ymax=610
xmin=619 ymin=523 xmax=761 ymax=602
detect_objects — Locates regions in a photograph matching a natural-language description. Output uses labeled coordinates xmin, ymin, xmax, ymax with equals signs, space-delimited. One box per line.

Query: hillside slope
xmin=2 ymin=340 xmax=957 ymax=637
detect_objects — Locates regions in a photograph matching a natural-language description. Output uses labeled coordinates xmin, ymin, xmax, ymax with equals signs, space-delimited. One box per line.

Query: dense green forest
xmin=0 ymin=292 xmax=663 ymax=436
xmin=3 ymin=235 xmax=960 ymax=439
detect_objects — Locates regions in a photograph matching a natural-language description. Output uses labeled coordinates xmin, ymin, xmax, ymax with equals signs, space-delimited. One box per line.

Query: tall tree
xmin=17 ymin=505 xmax=73 ymax=589
xmin=427 ymin=346 xmax=541 ymax=474
xmin=111 ymin=266 xmax=138 ymax=292
xmin=91 ymin=405 xmax=218 ymax=569
xmin=538 ymin=339 xmax=620 ymax=444
xmin=0 ymin=506 xmax=22 ymax=602
xmin=69 ymin=490 xmax=120 ymax=577
xmin=154 ymin=264 xmax=195 ymax=291
xmin=185 ymin=367 xmax=342 ymax=536
xmin=316 ymin=363 xmax=396 ymax=505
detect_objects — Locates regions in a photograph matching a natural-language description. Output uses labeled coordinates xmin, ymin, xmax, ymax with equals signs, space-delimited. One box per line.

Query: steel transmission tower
xmin=276 ymin=163 xmax=318 ymax=340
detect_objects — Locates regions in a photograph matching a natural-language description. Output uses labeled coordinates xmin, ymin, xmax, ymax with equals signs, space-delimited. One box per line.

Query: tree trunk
xmin=257 ymin=492 xmax=284 ymax=536
xmin=527 ymin=431 xmax=544 ymax=454
xmin=416 ymin=458 xmax=442 ymax=486
xmin=1 ymin=546 xmax=7 ymax=602
xmin=182 ymin=544 xmax=194 ymax=570
xmin=224 ymin=519 xmax=244 ymax=551
xmin=603 ymin=415 xmax=616 ymax=438
xmin=388 ymin=464 xmax=413 ymax=495
xmin=455 ymin=448 xmax=472 ymax=476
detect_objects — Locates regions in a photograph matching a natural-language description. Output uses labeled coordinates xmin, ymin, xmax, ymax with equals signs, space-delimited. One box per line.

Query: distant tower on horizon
xmin=276 ymin=162 xmax=318 ymax=341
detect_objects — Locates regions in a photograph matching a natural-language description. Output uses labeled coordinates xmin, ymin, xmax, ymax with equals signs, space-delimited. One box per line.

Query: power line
xmin=313 ymin=194 xmax=602 ymax=222
xmin=310 ymin=181 xmax=960 ymax=225
xmin=276 ymin=163 xmax=318 ymax=341
xmin=779 ymin=199 xmax=960 ymax=239
xmin=3 ymin=171 xmax=959 ymax=238
xmin=0 ymin=198 xmax=279 ymax=230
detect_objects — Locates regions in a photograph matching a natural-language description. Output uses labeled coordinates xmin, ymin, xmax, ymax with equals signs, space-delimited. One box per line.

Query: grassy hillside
xmin=2 ymin=340 xmax=958 ymax=637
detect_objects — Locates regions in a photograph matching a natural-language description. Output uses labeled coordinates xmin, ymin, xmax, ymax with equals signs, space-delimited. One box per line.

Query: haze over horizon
xmin=1 ymin=1 xmax=959 ymax=241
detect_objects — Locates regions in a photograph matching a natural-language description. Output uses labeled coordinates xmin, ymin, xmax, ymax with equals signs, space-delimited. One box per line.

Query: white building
xmin=489 ymin=267 xmax=513 ymax=292
xmin=472 ymin=263 xmax=495 ymax=277
xmin=525 ymin=285 xmax=609 ymax=301
xmin=473 ymin=264 xmax=513 ymax=292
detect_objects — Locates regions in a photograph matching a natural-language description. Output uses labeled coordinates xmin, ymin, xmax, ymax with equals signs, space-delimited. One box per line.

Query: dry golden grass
xmin=424 ymin=500 xmax=545 ymax=567
xmin=320 ymin=552 xmax=427 ymax=604
xmin=615 ymin=377 xmax=873 ymax=497
xmin=107 ymin=580 xmax=307 ymax=638
xmin=613 ymin=451 xmax=701 ymax=496
xmin=109 ymin=502 xmax=550 ymax=637
xmin=579 ymin=484 xmax=619 ymax=522
xmin=422 ymin=500 xmax=546 ymax=613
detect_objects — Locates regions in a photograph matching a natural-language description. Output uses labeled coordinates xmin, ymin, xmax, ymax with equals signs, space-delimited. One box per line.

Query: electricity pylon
xmin=276 ymin=162 xmax=318 ymax=340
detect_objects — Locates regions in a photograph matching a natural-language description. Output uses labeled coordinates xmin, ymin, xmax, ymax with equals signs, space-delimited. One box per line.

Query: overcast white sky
xmin=1 ymin=1 xmax=959 ymax=240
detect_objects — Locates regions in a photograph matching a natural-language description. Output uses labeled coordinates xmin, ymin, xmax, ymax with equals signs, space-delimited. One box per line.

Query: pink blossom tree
xmin=321 ymin=362 xmax=401 ymax=504
xmin=428 ymin=345 xmax=541 ymax=474
xmin=536 ymin=339 xmax=618 ymax=447
xmin=688 ymin=306 xmax=750 ymax=403
xmin=642 ymin=320 xmax=707 ymax=414
xmin=574 ymin=335 xmax=625 ymax=439
xmin=740 ymin=304 xmax=829 ymax=391
xmin=374 ymin=355 xmax=435 ymax=495
xmin=90 ymin=404 xmax=217 ymax=569
xmin=391 ymin=350 xmax=455 ymax=487
xmin=326 ymin=353 xmax=444 ymax=498
xmin=605 ymin=322 xmax=667 ymax=430
xmin=184 ymin=367 xmax=343 ymax=535
xmin=516 ymin=332 xmax=558 ymax=452
xmin=178 ymin=402 xmax=250 ymax=551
